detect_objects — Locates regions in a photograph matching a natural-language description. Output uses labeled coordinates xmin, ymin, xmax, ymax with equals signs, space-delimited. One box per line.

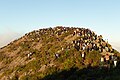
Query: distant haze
xmin=110 ymin=42 xmax=120 ymax=52
xmin=0 ymin=31 xmax=23 ymax=48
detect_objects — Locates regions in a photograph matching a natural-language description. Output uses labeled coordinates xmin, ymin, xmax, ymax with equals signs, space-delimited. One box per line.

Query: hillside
xmin=0 ymin=26 xmax=120 ymax=80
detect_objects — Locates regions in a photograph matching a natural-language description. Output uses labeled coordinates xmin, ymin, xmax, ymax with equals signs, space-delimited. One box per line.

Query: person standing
xmin=81 ymin=51 xmax=86 ymax=61
xmin=113 ymin=54 xmax=118 ymax=67
xmin=105 ymin=53 xmax=110 ymax=68
xmin=105 ymin=54 xmax=110 ymax=64
xmin=100 ymin=55 xmax=105 ymax=67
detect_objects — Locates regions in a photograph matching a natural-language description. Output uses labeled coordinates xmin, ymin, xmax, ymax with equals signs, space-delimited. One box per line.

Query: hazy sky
xmin=0 ymin=0 xmax=120 ymax=51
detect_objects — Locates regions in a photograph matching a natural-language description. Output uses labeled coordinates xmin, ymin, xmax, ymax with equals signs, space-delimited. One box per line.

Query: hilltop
xmin=0 ymin=26 xmax=120 ymax=80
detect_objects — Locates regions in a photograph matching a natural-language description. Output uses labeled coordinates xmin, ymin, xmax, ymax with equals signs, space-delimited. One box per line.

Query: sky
xmin=0 ymin=0 xmax=120 ymax=51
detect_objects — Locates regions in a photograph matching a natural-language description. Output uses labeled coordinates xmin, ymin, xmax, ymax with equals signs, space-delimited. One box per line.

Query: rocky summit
xmin=0 ymin=26 xmax=120 ymax=80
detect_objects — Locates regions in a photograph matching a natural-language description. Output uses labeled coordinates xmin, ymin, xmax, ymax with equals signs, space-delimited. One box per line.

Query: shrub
xmin=0 ymin=52 xmax=6 ymax=61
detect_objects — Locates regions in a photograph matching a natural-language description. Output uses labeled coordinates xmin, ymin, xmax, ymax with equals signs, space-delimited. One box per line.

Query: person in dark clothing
xmin=105 ymin=53 xmax=110 ymax=68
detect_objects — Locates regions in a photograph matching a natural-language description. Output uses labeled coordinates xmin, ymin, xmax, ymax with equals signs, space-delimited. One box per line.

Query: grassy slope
xmin=0 ymin=27 xmax=119 ymax=80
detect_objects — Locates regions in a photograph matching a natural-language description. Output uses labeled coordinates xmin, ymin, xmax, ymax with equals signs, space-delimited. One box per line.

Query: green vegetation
xmin=0 ymin=52 xmax=6 ymax=61
xmin=0 ymin=26 xmax=120 ymax=80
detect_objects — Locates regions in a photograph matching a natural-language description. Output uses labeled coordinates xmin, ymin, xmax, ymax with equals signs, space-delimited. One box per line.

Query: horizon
xmin=0 ymin=0 xmax=120 ymax=52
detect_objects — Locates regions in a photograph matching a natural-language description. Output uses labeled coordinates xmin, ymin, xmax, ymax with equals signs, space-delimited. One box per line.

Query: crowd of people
xmin=72 ymin=28 xmax=113 ymax=53
xmin=100 ymin=53 xmax=118 ymax=68
xmin=24 ymin=26 xmax=111 ymax=53
xmin=24 ymin=26 xmax=119 ymax=68
xmin=80 ymin=52 xmax=119 ymax=69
